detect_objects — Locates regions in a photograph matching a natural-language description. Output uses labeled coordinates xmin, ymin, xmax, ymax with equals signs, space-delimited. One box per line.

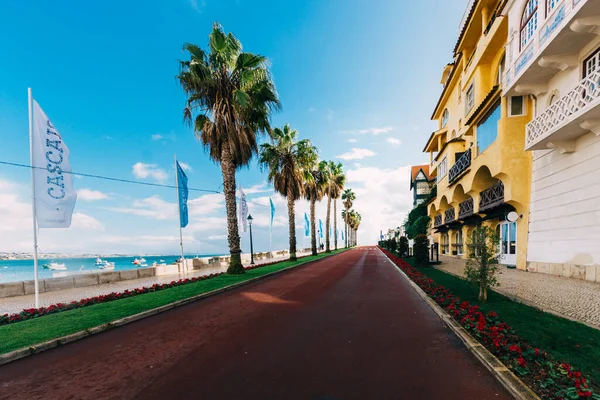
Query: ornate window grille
xmin=448 ymin=148 xmax=472 ymax=183
xmin=479 ymin=181 xmax=505 ymax=211
xmin=458 ymin=197 xmax=474 ymax=219
xmin=444 ymin=207 xmax=456 ymax=224
xmin=434 ymin=214 xmax=443 ymax=228
xmin=520 ymin=0 xmax=538 ymax=50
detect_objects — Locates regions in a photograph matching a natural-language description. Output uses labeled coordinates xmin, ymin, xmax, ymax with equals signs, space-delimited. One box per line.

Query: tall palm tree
xmin=303 ymin=164 xmax=326 ymax=256
xmin=177 ymin=23 xmax=280 ymax=275
xmin=353 ymin=212 xmax=362 ymax=246
xmin=318 ymin=161 xmax=332 ymax=252
xmin=341 ymin=189 xmax=355 ymax=248
xmin=260 ymin=124 xmax=317 ymax=261
xmin=327 ymin=162 xmax=345 ymax=251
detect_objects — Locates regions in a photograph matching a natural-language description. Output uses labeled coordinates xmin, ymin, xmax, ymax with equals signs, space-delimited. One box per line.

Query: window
xmin=509 ymin=96 xmax=524 ymax=116
xmin=416 ymin=181 xmax=430 ymax=195
xmin=438 ymin=157 xmax=448 ymax=179
xmin=455 ymin=230 xmax=464 ymax=255
xmin=477 ymin=101 xmax=501 ymax=154
xmin=583 ymin=47 xmax=600 ymax=78
xmin=465 ymin=84 xmax=475 ymax=114
xmin=546 ymin=0 xmax=561 ymax=15
xmin=496 ymin=54 xmax=505 ymax=85
xmin=441 ymin=233 xmax=449 ymax=254
xmin=520 ymin=0 xmax=538 ymax=50
xmin=441 ymin=109 xmax=449 ymax=128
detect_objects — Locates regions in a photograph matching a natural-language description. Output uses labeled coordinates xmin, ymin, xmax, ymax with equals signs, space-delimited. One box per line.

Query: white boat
xmin=46 ymin=262 xmax=67 ymax=271
xmin=100 ymin=261 xmax=115 ymax=270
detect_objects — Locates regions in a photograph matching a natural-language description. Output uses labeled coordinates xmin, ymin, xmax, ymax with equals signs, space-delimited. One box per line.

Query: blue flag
xmin=176 ymin=161 xmax=189 ymax=228
xmin=319 ymin=219 xmax=323 ymax=239
xmin=269 ymin=198 xmax=275 ymax=233
xmin=330 ymin=225 xmax=333 ymax=238
xmin=304 ymin=213 xmax=310 ymax=237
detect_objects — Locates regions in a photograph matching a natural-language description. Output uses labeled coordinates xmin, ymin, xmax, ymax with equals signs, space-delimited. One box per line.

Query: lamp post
xmin=248 ymin=214 xmax=255 ymax=265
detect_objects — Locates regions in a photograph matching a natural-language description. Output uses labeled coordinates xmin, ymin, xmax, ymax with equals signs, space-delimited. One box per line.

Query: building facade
xmin=424 ymin=0 xmax=533 ymax=269
xmin=503 ymin=0 xmax=600 ymax=280
xmin=410 ymin=165 xmax=435 ymax=207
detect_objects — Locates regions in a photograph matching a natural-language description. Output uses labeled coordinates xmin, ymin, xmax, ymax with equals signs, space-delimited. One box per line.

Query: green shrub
xmin=413 ymin=234 xmax=429 ymax=267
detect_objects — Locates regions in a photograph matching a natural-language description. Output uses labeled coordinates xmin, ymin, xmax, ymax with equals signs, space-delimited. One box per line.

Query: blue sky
xmin=0 ymin=0 xmax=466 ymax=255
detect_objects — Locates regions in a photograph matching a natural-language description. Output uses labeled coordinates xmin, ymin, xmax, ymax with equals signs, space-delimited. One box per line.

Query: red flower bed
xmin=0 ymin=254 xmax=313 ymax=327
xmin=380 ymin=247 xmax=598 ymax=400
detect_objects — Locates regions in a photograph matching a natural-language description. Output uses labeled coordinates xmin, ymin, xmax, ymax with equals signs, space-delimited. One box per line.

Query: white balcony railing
xmin=503 ymin=0 xmax=582 ymax=92
xmin=526 ymin=61 xmax=600 ymax=148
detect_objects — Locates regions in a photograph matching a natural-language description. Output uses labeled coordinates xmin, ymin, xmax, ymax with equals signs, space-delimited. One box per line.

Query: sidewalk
xmin=0 ymin=251 xmax=314 ymax=315
xmin=436 ymin=255 xmax=600 ymax=329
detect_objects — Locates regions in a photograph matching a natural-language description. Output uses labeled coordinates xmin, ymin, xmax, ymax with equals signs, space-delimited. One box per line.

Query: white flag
xmin=32 ymin=100 xmax=77 ymax=228
xmin=239 ymin=184 xmax=248 ymax=232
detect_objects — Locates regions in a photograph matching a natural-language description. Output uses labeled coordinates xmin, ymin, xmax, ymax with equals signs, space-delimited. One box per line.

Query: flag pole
xmin=175 ymin=154 xmax=185 ymax=276
xmin=28 ymin=88 xmax=40 ymax=308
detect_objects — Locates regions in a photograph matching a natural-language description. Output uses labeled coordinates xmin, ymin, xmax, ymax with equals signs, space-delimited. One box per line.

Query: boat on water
xmin=43 ymin=262 xmax=67 ymax=271
xmin=151 ymin=261 xmax=167 ymax=267
xmin=94 ymin=257 xmax=104 ymax=266
xmin=100 ymin=261 xmax=115 ymax=270
xmin=132 ymin=257 xmax=148 ymax=267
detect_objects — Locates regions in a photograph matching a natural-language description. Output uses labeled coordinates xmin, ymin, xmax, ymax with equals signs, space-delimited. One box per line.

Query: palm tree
xmin=303 ymin=164 xmax=326 ymax=256
xmin=353 ymin=212 xmax=362 ymax=246
xmin=341 ymin=189 xmax=355 ymax=248
xmin=318 ymin=161 xmax=332 ymax=252
xmin=327 ymin=162 xmax=345 ymax=251
xmin=177 ymin=23 xmax=280 ymax=275
xmin=260 ymin=124 xmax=317 ymax=261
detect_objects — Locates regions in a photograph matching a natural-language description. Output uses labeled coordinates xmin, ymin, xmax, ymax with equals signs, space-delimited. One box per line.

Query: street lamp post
xmin=248 ymin=214 xmax=255 ymax=265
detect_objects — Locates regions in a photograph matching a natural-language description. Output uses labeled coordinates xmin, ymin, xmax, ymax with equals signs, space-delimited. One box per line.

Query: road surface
xmin=0 ymin=247 xmax=510 ymax=399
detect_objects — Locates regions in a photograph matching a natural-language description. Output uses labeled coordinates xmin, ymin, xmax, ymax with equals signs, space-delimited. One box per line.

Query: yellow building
xmin=424 ymin=0 xmax=533 ymax=270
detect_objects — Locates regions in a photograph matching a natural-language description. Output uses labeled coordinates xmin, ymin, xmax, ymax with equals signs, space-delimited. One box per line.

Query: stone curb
xmin=0 ymin=249 xmax=350 ymax=367
xmin=379 ymin=250 xmax=540 ymax=400
xmin=435 ymin=266 xmax=600 ymax=331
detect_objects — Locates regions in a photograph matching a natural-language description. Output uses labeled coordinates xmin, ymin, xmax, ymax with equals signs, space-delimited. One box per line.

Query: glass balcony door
xmin=499 ymin=221 xmax=517 ymax=266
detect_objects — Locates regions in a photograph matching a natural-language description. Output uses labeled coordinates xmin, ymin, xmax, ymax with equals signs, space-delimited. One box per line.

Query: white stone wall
xmin=528 ymin=131 xmax=600 ymax=266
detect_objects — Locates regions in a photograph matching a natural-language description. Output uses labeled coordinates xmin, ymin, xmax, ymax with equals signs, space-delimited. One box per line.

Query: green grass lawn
xmin=0 ymin=249 xmax=346 ymax=355
xmin=409 ymin=262 xmax=600 ymax=386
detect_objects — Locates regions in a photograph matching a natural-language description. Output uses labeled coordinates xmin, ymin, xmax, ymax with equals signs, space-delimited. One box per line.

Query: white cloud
xmin=344 ymin=165 xmax=413 ymax=245
xmin=132 ymin=162 xmax=168 ymax=183
xmin=354 ymin=163 xmax=362 ymax=168
xmin=386 ymin=137 xmax=402 ymax=147
xmin=242 ymin=182 xmax=271 ymax=194
xmin=188 ymin=0 xmax=206 ymax=12
xmin=342 ymin=126 xmax=393 ymax=135
xmin=208 ymin=235 xmax=227 ymax=240
xmin=151 ymin=134 xmax=164 ymax=141
xmin=336 ymin=148 xmax=377 ymax=160
xmin=105 ymin=195 xmax=177 ymax=221
xmin=71 ymin=213 xmax=104 ymax=230
xmin=77 ymin=188 xmax=109 ymax=201
xmin=348 ymin=138 xmax=358 ymax=143
xmin=178 ymin=162 xmax=193 ymax=172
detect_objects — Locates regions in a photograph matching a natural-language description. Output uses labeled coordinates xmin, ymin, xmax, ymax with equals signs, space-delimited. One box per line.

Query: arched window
xmin=521 ymin=0 xmax=538 ymax=50
xmin=441 ymin=233 xmax=449 ymax=254
xmin=455 ymin=230 xmax=464 ymax=255
xmin=442 ymin=109 xmax=450 ymax=128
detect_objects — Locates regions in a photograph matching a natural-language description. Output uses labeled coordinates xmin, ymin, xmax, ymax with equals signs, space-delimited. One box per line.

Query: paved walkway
xmin=437 ymin=255 xmax=600 ymax=329
xmin=0 ymin=251 xmax=313 ymax=315
xmin=0 ymin=248 xmax=509 ymax=400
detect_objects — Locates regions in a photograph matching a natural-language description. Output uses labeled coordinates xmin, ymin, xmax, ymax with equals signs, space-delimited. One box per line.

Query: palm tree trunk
xmin=310 ymin=198 xmax=317 ymax=256
xmin=287 ymin=187 xmax=297 ymax=261
xmin=222 ymin=146 xmax=243 ymax=274
xmin=345 ymin=211 xmax=348 ymax=248
xmin=333 ymin=199 xmax=337 ymax=250
xmin=325 ymin=195 xmax=332 ymax=252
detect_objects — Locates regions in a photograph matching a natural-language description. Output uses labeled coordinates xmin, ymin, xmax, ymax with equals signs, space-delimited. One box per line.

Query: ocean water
xmin=0 ymin=255 xmax=219 ymax=284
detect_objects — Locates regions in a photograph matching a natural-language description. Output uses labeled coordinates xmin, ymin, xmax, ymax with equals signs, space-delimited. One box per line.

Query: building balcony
xmin=503 ymin=0 xmax=600 ymax=96
xmin=448 ymin=148 xmax=472 ymax=184
xmin=444 ymin=207 xmax=456 ymax=224
xmin=458 ymin=197 xmax=475 ymax=219
xmin=479 ymin=181 xmax=505 ymax=212
xmin=526 ymin=62 xmax=600 ymax=151
xmin=434 ymin=214 xmax=443 ymax=228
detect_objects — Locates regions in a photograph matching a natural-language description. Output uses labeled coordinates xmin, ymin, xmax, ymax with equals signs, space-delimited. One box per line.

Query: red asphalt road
xmin=0 ymin=248 xmax=511 ymax=400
